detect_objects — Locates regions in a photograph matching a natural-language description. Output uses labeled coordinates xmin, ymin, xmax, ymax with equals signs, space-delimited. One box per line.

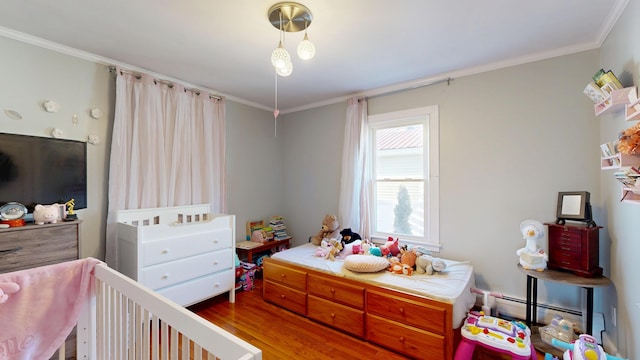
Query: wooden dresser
xmin=545 ymin=223 xmax=602 ymax=277
xmin=0 ymin=221 xmax=80 ymax=360
xmin=0 ymin=221 xmax=80 ymax=272
xmin=263 ymin=257 xmax=455 ymax=360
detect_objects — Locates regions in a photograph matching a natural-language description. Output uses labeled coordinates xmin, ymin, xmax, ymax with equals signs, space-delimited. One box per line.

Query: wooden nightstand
xmin=236 ymin=238 xmax=291 ymax=263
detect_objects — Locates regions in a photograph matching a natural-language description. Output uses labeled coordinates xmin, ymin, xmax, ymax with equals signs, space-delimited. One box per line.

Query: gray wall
xmin=281 ymin=50 xmax=605 ymax=324
xmin=599 ymin=0 xmax=640 ymax=357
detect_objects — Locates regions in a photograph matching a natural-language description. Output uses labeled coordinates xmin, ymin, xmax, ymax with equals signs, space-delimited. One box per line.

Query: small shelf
xmin=621 ymin=187 xmax=640 ymax=205
xmin=594 ymin=87 xmax=636 ymax=116
xmin=600 ymin=152 xmax=640 ymax=170
xmin=626 ymin=98 xmax=640 ymax=121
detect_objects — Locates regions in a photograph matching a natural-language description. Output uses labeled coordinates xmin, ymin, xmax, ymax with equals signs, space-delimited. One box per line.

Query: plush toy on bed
xmin=415 ymin=254 xmax=447 ymax=275
xmin=399 ymin=245 xmax=417 ymax=268
xmin=326 ymin=238 xmax=343 ymax=261
xmin=380 ymin=237 xmax=401 ymax=257
xmin=310 ymin=214 xmax=340 ymax=246
xmin=339 ymin=228 xmax=362 ymax=246
xmin=315 ymin=239 xmax=331 ymax=257
xmin=341 ymin=239 xmax=363 ymax=257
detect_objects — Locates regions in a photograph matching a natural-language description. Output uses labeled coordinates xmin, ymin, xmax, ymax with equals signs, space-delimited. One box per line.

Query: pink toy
xmin=380 ymin=237 xmax=400 ymax=257
xmin=454 ymin=311 xmax=536 ymax=360
xmin=33 ymin=203 xmax=60 ymax=225
xmin=545 ymin=334 xmax=628 ymax=360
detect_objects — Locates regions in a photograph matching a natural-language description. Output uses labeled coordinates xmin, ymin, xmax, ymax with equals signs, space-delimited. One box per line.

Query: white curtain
xmin=338 ymin=97 xmax=371 ymax=239
xmin=105 ymin=69 xmax=226 ymax=266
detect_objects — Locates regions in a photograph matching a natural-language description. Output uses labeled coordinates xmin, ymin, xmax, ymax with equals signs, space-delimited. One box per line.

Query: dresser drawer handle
xmin=280 ymin=274 xmax=286 ymax=278
xmin=280 ymin=294 xmax=286 ymax=299
xmin=330 ymin=313 xmax=336 ymax=318
xmin=398 ymin=336 xmax=405 ymax=342
xmin=161 ymin=274 xmax=169 ymax=279
xmin=0 ymin=246 xmax=23 ymax=255
xmin=399 ymin=308 xmax=405 ymax=314
xmin=161 ymin=249 xmax=169 ymax=254
xmin=330 ymin=288 xmax=335 ymax=294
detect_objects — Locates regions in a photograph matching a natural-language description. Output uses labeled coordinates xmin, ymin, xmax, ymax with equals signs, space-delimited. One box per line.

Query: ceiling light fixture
xmin=268 ymin=2 xmax=315 ymax=133
xmin=268 ymin=2 xmax=315 ymax=78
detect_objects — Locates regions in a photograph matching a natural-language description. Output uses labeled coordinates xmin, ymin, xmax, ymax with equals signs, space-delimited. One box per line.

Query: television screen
xmin=0 ymin=133 xmax=87 ymax=213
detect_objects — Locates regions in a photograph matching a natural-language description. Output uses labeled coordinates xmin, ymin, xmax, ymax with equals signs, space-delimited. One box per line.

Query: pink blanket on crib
xmin=0 ymin=257 xmax=101 ymax=360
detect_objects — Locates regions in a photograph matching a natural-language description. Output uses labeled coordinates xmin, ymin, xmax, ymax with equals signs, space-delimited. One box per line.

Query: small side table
xmin=517 ymin=264 xmax=611 ymax=335
xmin=236 ymin=238 xmax=291 ymax=263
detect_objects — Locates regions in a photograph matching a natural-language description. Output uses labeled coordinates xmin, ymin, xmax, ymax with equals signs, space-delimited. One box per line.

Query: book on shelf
xmin=594 ymin=69 xmax=623 ymax=89
xmin=584 ymin=82 xmax=609 ymax=103
xmin=600 ymin=143 xmax=613 ymax=157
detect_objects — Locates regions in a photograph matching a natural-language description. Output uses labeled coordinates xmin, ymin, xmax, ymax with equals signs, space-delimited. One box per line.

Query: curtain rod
xmin=108 ymin=66 xmax=222 ymax=101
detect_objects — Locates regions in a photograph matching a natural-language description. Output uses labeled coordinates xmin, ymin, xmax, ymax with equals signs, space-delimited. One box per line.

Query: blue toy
xmin=543 ymin=334 xmax=628 ymax=360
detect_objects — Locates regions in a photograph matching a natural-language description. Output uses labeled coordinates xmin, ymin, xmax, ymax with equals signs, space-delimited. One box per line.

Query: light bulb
xmin=271 ymin=41 xmax=290 ymax=69
xmin=297 ymin=32 xmax=315 ymax=60
xmin=276 ymin=60 xmax=293 ymax=77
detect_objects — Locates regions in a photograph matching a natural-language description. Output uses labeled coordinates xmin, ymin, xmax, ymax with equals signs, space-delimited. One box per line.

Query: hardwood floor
xmin=189 ymin=278 xmax=547 ymax=360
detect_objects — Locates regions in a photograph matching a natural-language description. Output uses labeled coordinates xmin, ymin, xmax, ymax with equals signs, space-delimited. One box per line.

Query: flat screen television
xmin=0 ymin=132 xmax=87 ymax=214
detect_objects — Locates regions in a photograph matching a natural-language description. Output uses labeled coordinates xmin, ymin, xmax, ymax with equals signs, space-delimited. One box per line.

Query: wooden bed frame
xmin=263 ymin=257 xmax=460 ymax=360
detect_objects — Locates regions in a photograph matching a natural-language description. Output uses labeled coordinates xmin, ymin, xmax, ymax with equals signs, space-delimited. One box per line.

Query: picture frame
xmin=555 ymin=191 xmax=596 ymax=227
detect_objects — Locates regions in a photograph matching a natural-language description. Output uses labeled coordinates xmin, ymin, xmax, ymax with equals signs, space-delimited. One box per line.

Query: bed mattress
xmin=270 ymin=243 xmax=476 ymax=328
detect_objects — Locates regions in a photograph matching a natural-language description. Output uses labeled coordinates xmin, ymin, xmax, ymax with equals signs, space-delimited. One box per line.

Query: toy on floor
xmin=454 ymin=311 xmax=536 ymax=360
xmin=543 ymin=334 xmax=628 ymax=360
xmin=516 ymin=219 xmax=548 ymax=271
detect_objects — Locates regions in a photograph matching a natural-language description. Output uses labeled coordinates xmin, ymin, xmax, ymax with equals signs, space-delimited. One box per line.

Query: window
xmin=368 ymin=106 xmax=439 ymax=250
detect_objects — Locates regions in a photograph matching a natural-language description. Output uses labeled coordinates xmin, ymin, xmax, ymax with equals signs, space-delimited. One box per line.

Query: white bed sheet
xmin=270 ymin=243 xmax=476 ymax=328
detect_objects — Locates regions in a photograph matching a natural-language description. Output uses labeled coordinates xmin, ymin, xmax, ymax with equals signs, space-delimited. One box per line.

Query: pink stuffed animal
xmin=381 ymin=237 xmax=401 ymax=257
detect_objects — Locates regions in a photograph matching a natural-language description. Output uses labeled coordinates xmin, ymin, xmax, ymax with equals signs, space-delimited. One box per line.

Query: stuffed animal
xmin=399 ymin=245 xmax=417 ymax=268
xmin=339 ymin=228 xmax=362 ymax=246
xmin=315 ymin=239 xmax=331 ymax=257
xmin=388 ymin=258 xmax=413 ymax=275
xmin=326 ymin=238 xmax=343 ymax=261
xmin=310 ymin=214 xmax=340 ymax=246
xmin=380 ymin=237 xmax=401 ymax=257
xmin=341 ymin=239 xmax=363 ymax=257
xmin=33 ymin=204 xmax=60 ymax=225
xmin=415 ymin=254 xmax=447 ymax=275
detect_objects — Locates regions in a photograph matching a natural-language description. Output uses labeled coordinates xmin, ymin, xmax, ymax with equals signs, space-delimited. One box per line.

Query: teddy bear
xmin=339 ymin=228 xmax=362 ymax=246
xmin=325 ymin=238 xmax=343 ymax=261
xmin=33 ymin=203 xmax=60 ymax=225
xmin=415 ymin=254 xmax=447 ymax=275
xmin=310 ymin=214 xmax=340 ymax=246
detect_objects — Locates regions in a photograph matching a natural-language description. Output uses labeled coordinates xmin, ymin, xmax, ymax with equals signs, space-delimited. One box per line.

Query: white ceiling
xmin=0 ymin=0 xmax=628 ymax=113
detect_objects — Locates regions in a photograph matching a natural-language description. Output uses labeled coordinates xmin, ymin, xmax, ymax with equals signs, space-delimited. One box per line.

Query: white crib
xmin=66 ymin=261 xmax=262 ymax=359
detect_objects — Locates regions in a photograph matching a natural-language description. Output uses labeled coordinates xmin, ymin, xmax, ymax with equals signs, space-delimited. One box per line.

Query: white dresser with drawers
xmin=116 ymin=204 xmax=235 ymax=306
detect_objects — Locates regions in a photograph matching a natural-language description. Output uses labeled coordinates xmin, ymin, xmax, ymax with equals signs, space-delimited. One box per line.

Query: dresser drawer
xmin=264 ymin=280 xmax=307 ymax=315
xmin=366 ymin=313 xmax=446 ymax=360
xmin=367 ymin=290 xmax=447 ymax=334
xmin=308 ymin=274 xmax=364 ymax=309
xmin=141 ymin=248 xmax=232 ymax=290
xmin=156 ymin=269 xmax=234 ymax=307
xmin=308 ymin=295 xmax=364 ymax=337
xmin=142 ymin=228 xmax=231 ymax=266
xmin=0 ymin=225 xmax=78 ymax=273
xmin=263 ymin=261 xmax=307 ymax=291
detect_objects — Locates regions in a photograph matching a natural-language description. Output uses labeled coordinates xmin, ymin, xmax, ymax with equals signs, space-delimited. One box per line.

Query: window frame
xmin=368 ymin=105 xmax=440 ymax=251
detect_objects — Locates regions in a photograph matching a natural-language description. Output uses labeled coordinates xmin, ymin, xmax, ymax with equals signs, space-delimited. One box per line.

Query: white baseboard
xmin=493 ymin=297 xmax=583 ymax=331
